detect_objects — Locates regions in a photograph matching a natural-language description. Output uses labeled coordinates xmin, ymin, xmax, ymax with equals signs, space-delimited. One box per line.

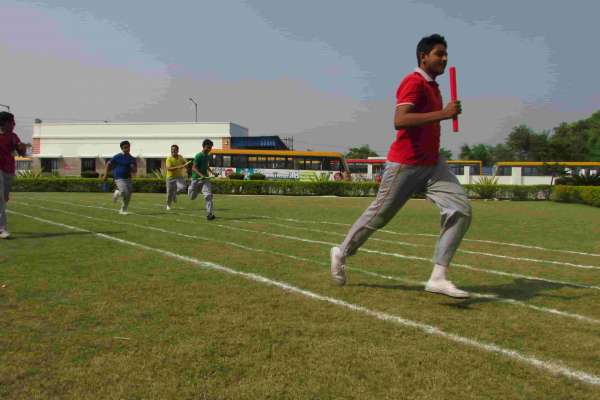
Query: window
xmin=146 ymin=158 xmax=162 ymax=174
xmin=16 ymin=159 xmax=32 ymax=171
xmin=348 ymin=164 xmax=368 ymax=174
xmin=305 ymin=158 xmax=322 ymax=170
xmin=449 ymin=165 xmax=464 ymax=175
xmin=81 ymin=158 xmax=96 ymax=172
xmin=232 ymin=155 xmax=248 ymax=168
xmin=248 ymin=156 xmax=268 ymax=168
xmin=270 ymin=156 xmax=287 ymax=169
xmin=41 ymin=158 xmax=60 ymax=173
xmin=324 ymin=158 xmax=342 ymax=171
xmin=495 ymin=166 xmax=512 ymax=176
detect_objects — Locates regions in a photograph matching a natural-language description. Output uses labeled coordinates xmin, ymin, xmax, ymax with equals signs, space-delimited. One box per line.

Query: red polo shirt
xmin=0 ymin=132 xmax=22 ymax=174
xmin=387 ymin=69 xmax=443 ymax=165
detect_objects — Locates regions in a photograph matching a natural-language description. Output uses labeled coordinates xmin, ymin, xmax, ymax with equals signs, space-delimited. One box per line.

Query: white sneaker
xmin=119 ymin=208 xmax=129 ymax=215
xmin=0 ymin=231 xmax=10 ymax=239
xmin=166 ymin=205 xmax=171 ymax=211
xmin=425 ymin=279 xmax=470 ymax=298
xmin=112 ymin=190 xmax=121 ymax=203
xmin=330 ymin=247 xmax=347 ymax=286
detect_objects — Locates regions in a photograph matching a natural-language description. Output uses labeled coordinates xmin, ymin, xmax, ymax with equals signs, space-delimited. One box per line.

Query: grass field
xmin=2 ymin=192 xmax=600 ymax=399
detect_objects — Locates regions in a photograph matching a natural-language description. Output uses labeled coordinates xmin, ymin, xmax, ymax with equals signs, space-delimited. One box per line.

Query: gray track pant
xmin=166 ymin=177 xmax=187 ymax=206
xmin=0 ymin=171 xmax=14 ymax=232
xmin=339 ymin=159 xmax=472 ymax=267
xmin=188 ymin=178 xmax=213 ymax=215
xmin=115 ymin=179 xmax=133 ymax=209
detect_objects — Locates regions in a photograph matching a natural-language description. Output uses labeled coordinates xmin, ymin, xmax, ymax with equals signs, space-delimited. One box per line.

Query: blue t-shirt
xmin=110 ymin=153 xmax=136 ymax=179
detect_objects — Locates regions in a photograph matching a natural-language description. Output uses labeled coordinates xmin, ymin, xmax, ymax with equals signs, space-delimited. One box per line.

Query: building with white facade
xmin=31 ymin=121 xmax=248 ymax=176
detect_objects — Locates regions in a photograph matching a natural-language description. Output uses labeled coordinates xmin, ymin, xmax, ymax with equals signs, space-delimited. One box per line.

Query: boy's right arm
xmin=394 ymin=101 xmax=461 ymax=129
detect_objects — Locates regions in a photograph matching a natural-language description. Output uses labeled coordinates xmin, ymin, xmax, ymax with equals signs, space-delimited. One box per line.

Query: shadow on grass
xmin=450 ymin=278 xmax=588 ymax=309
xmin=11 ymin=231 xmax=124 ymax=240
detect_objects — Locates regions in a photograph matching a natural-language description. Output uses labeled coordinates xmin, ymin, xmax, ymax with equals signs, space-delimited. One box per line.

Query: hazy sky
xmin=2 ymin=0 xmax=599 ymax=156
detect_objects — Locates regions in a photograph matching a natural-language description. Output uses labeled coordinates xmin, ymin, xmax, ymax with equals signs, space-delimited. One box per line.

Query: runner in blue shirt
xmin=103 ymin=140 xmax=137 ymax=214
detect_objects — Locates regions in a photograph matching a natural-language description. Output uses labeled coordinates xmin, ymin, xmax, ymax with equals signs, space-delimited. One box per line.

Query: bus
xmin=494 ymin=161 xmax=600 ymax=185
xmin=208 ymin=149 xmax=347 ymax=180
xmin=346 ymin=157 xmax=483 ymax=183
xmin=15 ymin=156 xmax=33 ymax=172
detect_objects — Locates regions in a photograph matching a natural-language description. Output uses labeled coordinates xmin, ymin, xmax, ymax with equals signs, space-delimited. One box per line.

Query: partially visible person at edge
xmin=330 ymin=34 xmax=472 ymax=298
xmin=0 ymin=112 xmax=27 ymax=239
xmin=188 ymin=139 xmax=216 ymax=220
xmin=165 ymin=144 xmax=188 ymax=210
xmin=103 ymin=140 xmax=137 ymax=215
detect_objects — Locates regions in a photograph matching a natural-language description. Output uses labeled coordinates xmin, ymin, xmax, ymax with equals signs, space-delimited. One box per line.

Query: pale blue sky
xmin=2 ymin=0 xmax=599 ymax=155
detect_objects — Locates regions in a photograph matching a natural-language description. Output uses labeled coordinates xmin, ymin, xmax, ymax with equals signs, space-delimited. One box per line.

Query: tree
xmin=439 ymin=147 xmax=453 ymax=160
xmin=345 ymin=145 xmax=378 ymax=159
xmin=469 ymin=144 xmax=494 ymax=167
xmin=459 ymin=144 xmax=472 ymax=160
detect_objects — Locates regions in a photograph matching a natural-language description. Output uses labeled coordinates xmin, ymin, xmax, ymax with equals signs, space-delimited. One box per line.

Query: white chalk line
xmin=16 ymin=201 xmax=600 ymax=326
xmin=213 ymin=210 xmax=600 ymax=258
xmin=69 ymin=199 xmax=600 ymax=271
xmin=34 ymin=198 xmax=600 ymax=292
xmin=9 ymin=209 xmax=600 ymax=388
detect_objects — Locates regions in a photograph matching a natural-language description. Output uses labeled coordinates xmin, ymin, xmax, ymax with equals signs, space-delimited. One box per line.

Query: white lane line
xmin=9 ymin=209 xmax=600 ymax=388
xmin=218 ymin=212 xmax=600 ymax=258
xmin=227 ymin=219 xmax=600 ymax=271
xmin=35 ymin=198 xmax=600 ymax=292
xmin=73 ymin=200 xmax=600 ymax=270
xmin=18 ymin=201 xmax=600 ymax=326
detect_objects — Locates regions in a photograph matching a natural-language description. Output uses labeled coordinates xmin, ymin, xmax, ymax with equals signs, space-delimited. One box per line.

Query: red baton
xmin=449 ymin=66 xmax=459 ymax=132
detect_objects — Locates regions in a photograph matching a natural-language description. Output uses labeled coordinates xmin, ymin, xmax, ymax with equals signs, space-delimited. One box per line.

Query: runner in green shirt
xmin=188 ymin=139 xmax=216 ymax=220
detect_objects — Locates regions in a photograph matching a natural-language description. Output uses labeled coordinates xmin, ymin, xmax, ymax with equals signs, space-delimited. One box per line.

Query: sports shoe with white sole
xmin=119 ymin=208 xmax=129 ymax=215
xmin=425 ymin=279 xmax=470 ymax=298
xmin=166 ymin=205 xmax=171 ymax=211
xmin=330 ymin=246 xmax=347 ymax=286
xmin=112 ymin=189 xmax=121 ymax=203
xmin=0 ymin=230 xmax=10 ymax=239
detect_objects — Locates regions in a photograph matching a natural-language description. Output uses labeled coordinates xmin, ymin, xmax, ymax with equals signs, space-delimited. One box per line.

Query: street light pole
xmin=188 ymin=98 xmax=198 ymax=122
xmin=0 ymin=104 xmax=10 ymax=111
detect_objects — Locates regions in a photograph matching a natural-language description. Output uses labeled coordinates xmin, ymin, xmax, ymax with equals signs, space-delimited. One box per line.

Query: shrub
xmin=81 ymin=171 xmax=100 ymax=178
xmin=227 ymin=173 xmax=245 ymax=180
xmin=551 ymin=185 xmax=600 ymax=207
xmin=249 ymin=173 xmax=266 ymax=180
xmin=17 ymin=170 xmax=42 ymax=178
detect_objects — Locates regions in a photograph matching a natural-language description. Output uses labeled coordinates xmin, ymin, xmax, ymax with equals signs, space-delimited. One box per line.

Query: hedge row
xmin=463 ymin=184 xmax=552 ymax=200
xmin=550 ymin=185 xmax=600 ymax=207
xmin=12 ymin=178 xmax=598 ymax=206
xmin=12 ymin=178 xmax=379 ymax=197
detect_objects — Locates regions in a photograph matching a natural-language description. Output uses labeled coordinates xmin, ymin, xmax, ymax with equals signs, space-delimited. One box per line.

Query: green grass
xmin=1 ymin=192 xmax=600 ymax=399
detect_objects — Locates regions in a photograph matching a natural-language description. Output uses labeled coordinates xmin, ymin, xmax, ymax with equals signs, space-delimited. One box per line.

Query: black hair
xmin=171 ymin=144 xmax=179 ymax=150
xmin=120 ymin=140 xmax=130 ymax=149
xmin=416 ymin=34 xmax=447 ymax=65
xmin=0 ymin=111 xmax=15 ymax=125
xmin=202 ymin=139 xmax=213 ymax=147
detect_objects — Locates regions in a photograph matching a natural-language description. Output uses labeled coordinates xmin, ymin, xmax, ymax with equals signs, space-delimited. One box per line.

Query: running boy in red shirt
xmin=330 ymin=34 xmax=472 ymax=298
xmin=0 ymin=112 xmax=27 ymax=239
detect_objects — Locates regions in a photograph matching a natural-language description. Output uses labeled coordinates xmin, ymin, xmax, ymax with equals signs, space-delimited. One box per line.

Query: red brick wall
xmin=32 ymin=138 xmax=40 ymax=155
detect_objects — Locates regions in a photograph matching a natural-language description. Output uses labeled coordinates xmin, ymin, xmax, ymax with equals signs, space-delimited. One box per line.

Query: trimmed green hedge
xmin=12 ymin=178 xmax=380 ymax=197
xmin=550 ymin=185 xmax=600 ymax=207
xmin=463 ymin=184 xmax=552 ymax=200
xmin=19 ymin=179 xmax=597 ymax=206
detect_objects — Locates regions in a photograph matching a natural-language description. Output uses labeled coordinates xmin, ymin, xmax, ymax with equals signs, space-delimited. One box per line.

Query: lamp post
xmin=0 ymin=104 xmax=10 ymax=111
xmin=188 ymin=98 xmax=198 ymax=122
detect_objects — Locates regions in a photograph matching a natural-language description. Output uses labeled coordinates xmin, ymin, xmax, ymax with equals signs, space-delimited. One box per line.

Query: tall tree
xmin=439 ymin=147 xmax=453 ymax=160
xmin=458 ymin=144 xmax=472 ymax=160
xmin=345 ymin=145 xmax=379 ymax=159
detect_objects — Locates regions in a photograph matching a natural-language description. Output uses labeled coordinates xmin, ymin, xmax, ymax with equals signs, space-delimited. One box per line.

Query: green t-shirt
xmin=191 ymin=151 xmax=210 ymax=179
